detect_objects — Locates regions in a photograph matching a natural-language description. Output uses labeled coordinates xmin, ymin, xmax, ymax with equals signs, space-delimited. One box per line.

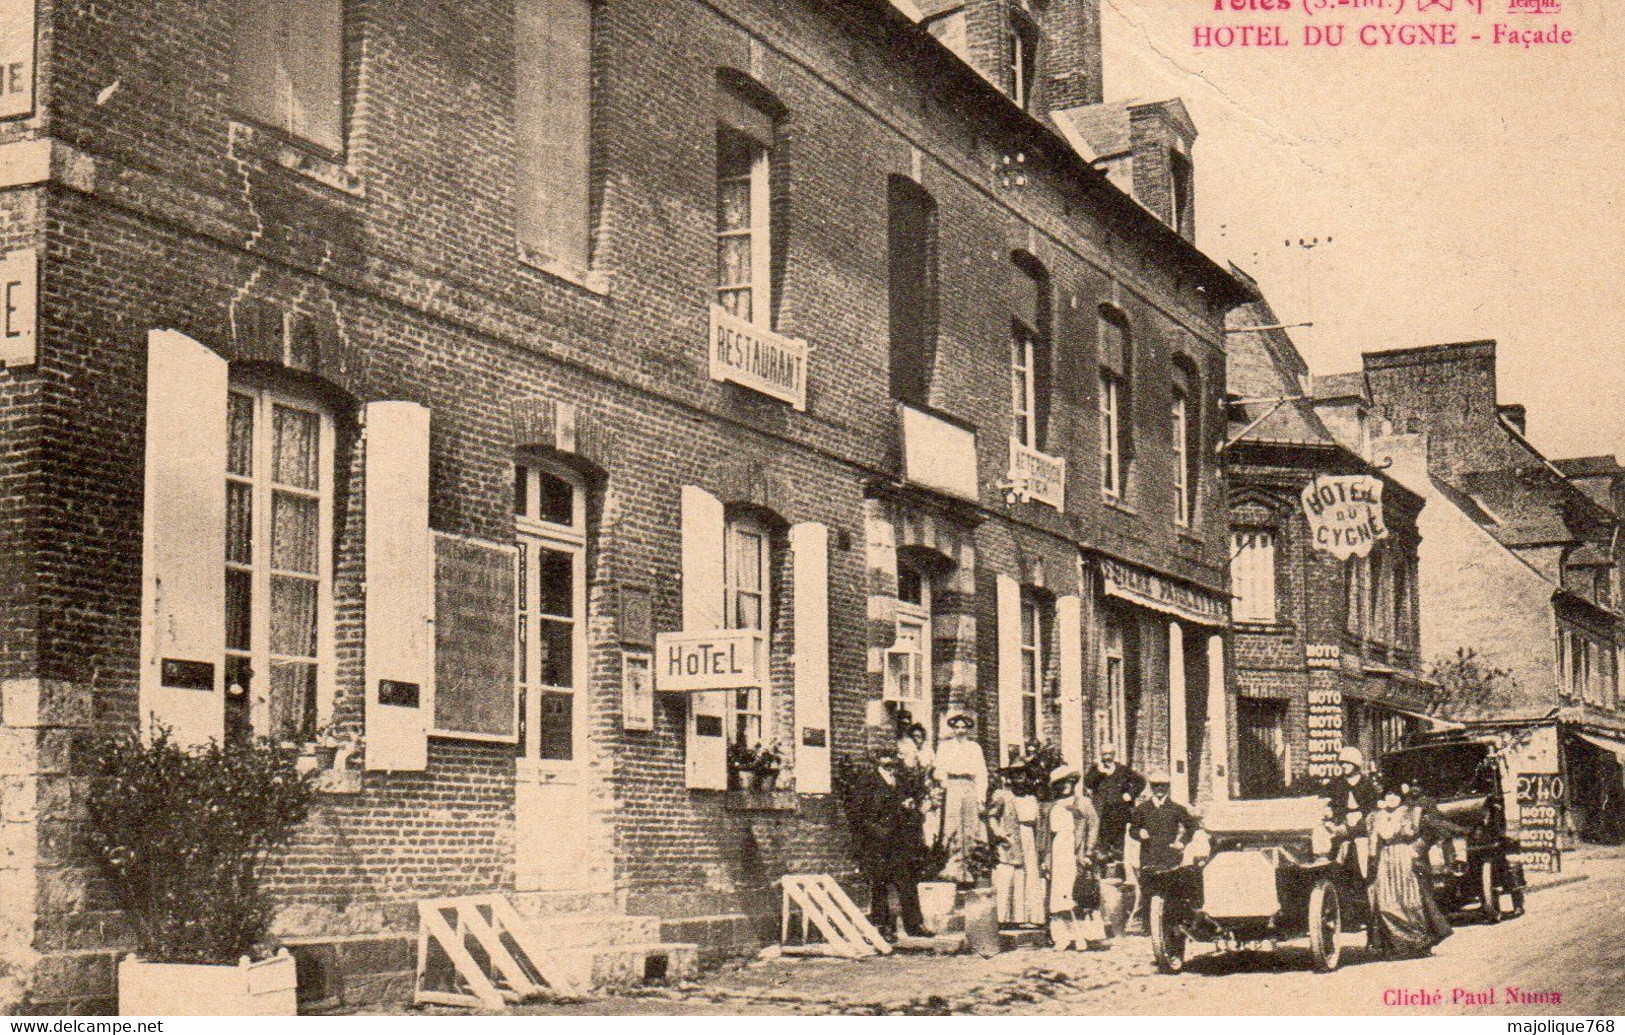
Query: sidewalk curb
xmin=1525 ymin=873 xmax=1589 ymax=894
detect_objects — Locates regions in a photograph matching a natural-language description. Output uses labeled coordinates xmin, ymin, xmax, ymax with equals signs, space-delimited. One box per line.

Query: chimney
xmin=1053 ymin=98 xmax=1198 ymax=241
xmin=1498 ymin=403 xmax=1527 ymax=436
xmin=1039 ymin=0 xmax=1103 ymax=109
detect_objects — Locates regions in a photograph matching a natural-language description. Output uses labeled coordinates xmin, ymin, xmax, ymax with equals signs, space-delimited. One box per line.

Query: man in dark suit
xmin=854 ymin=750 xmax=927 ymax=939
xmin=1129 ymin=770 xmax=1195 ymax=874
xmin=1083 ymin=743 xmax=1145 ymax=864
xmin=1321 ymin=746 xmax=1380 ymax=876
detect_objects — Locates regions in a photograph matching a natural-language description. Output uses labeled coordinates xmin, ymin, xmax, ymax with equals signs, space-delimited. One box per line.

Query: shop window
xmin=231 ymin=0 xmax=345 ymax=153
xmin=1230 ymin=529 xmax=1276 ymax=625
xmin=224 ymin=384 xmax=335 ymax=746
xmin=1019 ymin=590 xmax=1045 ymax=746
xmin=515 ymin=0 xmax=594 ymax=273
xmin=1098 ymin=609 xmax=1127 ymax=756
xmin=725 ymin=517 xmax=772 ymax=747
xmin=888 ymin=176 xmax=938 ymax=405
xmin=515 ymin=462 xmax=587 ymax=764
xmin=1237 ymin=696 xmax=1288 ymax=798
xmin=1099 ymin=308 xmax=1131 ymax=500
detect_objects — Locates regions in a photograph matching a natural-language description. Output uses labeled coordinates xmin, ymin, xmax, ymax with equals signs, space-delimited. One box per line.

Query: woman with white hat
xmin=1043 ymin=765 xmax=1102 ymax=950
xmin=932 ymin=711 xmax=988 ymax=885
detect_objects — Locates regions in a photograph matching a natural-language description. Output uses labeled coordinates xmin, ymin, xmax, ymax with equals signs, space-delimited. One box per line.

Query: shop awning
xmin=1575 ymin=729 xmax=1625 ymax=763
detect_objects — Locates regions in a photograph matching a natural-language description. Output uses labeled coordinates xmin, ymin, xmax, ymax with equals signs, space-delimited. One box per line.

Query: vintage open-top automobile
xmin=1146 ymin=732 xmax=1528 ymax=976
xmin=1144 ymin=795 xmax=1367 ymax=974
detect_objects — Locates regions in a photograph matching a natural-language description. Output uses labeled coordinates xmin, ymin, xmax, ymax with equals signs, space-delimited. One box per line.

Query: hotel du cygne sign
xmin=654 ymin=628 xmax=766 ymax=693
xmin=1301 ymin=473 xmax=1388 ymax=560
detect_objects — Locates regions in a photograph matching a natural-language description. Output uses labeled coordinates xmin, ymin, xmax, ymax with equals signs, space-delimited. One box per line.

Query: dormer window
xmin=1171 ymin=150 xmax=1194 ymax=238
xmin=1009 ymin=15 xmax=1038 ymax=111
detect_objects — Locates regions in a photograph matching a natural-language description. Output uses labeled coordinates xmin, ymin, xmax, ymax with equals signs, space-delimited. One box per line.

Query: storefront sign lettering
xmin=1306 ymin=687 xmax=1344 ymax=778
xmin=1098 ymin=556 xmax=1228 ymax=627
xmin=709 ymin=304 xmax=807 ymax=410
xmin=1516 ymin=772 xmax=1562 ymax=873
xmin=0 ymin=248 xmax=34 ymax=367
xmin=1006 ymin=441 xmax=1066 ymax=510
xmin=654 ymin=629 xmax=764 ymax=692
xmin=1302 ymin=474 xmax=1388 ymax=559
xmin=0 ymin=1 xmax=33 ymax=120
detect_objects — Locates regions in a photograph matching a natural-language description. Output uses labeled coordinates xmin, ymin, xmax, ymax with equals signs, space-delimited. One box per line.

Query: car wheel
xmin=1308 ymin=878 xmax=1342 ymax=972
xmin=1481 ymin=859 xmax=1502 ymax=924
xmin=1149 ymin=894 xmax=1186 ymax=974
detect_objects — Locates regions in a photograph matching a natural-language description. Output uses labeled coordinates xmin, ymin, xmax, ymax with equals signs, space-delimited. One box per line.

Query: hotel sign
xmin=709 ymin=304 xmax=807 ymax=411
xmin=654 ymin=628 xmax=765 ymax=693
xmin=1007 ymin=441 xmax=1066 ymax=510
xmin=0 ymin=1 xmax=33 ymax=120
xmin=1099 ymin=557 xmax=1228 ymax=628
xmin=1302 ymin=474 xmax=1388 ymax=560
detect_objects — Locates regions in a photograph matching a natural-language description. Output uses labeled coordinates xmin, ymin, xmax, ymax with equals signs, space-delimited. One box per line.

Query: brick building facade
xmin=0 ymin=0 xmax=1249 ymax=1011
xmin=1223 ymin=281 xmax=1432 ymax=798
xmin=1341 ymin=342 xmax=1625 ymax=848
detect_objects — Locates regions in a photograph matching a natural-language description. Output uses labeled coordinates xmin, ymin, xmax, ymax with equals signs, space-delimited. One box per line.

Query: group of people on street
xmin=849 ymin=721 xmax=1486 ymax=962
xmin=849 ymin=710 xmax=1198 ymax=951
xmin=1311 ymin=746 xmax=1475 ymax=959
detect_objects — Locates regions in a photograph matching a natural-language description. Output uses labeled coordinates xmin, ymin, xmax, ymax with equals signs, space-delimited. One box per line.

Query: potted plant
xmin=961 ymin=840 xmax=1003 ymax=957
xmin=752 ymin=741 xmax=784 ymax=792
xmin=87 ymin=726 xmax=315 ymax=1015
xmin=727 ymin=739 xmax=762 ymax=791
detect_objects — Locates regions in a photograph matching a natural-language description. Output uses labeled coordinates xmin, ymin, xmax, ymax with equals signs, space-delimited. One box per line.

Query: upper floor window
xmin=1231 ymin=529 xmax=1276 ymax=625
xmin=725 ymin=517 xmax=772 ymax=747
xmin=888 ymin=176 xmax=939 ymax=405
xmin=1172 ymin=360 xmax=1200 ymax=527
xmin=1099 ymin=308 xmax=1131 ymax=499
xmin=231 ymin=0 xmax=345 ymax=153
xmin=715 ymin=81 xmax=777 ymax=327
xmin=1010 ymin=256 xmax=1050 ymax=450
xmin=515 ymin=0 xmax=593 ymax=273
xmin=1171 ymin=150 xmax=1195 ymax=238
xmin=1009 ymin=15 xmax=1038 ymax=111
xmin=225 ymin=384 xmax=335 ymax=745
xmin=514 ymin=463 xmax=587 ymax=764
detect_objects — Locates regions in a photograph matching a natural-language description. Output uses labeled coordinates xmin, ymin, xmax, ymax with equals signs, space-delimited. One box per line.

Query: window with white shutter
xmin=231 ymin=0 xmax=345 ymax=154
xmin=515 ymin=0 xmax=593 ymax=272
xmin=1231 ymin=529 xmax=1277 ymax=625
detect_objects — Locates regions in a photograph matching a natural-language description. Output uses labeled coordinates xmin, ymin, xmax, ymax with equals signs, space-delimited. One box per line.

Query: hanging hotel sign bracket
xmin=1302 ymin=473 xmax=1388 ymax=560
xmin=654 ymin=628 xmax=766 ymax=693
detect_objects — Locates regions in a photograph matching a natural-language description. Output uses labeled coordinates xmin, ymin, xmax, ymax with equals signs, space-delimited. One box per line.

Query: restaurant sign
xmin=709 ymin=304 xmax=808 ymax=411
xmin=1302 ymin=474 xmax=1388 ymax=560
xmin=1006 ymin=441 xmax=1066 ymax=510
xmin=654 ymin=628 xmax=765 ymax=693
xmin=1098 ymin=557 xmax=1228 ymax=627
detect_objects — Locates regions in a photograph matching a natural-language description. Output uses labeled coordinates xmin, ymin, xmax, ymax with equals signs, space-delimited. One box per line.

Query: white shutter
xmin=364 ymin=402 xmax=434 ymax=772
xmin=1057 ymin=594 xmax=1083 ymax=769
xmin=682 ymin=485 xmax=728 ymax=790
xmin=996 ymin=574 xmax=1023 ymax=764
xmin=791 ymin=522 xmax=831 ymax=794
xmin=140 ymin=330 xmax=228 ymax=748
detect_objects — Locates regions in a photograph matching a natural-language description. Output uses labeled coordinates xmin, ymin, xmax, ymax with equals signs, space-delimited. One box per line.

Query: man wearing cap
xmin=1082 ymin=743 xmax=1145 ymax=865
xmin=932 ymin=711 xmax=989 ymax=886
xmin=1129 ymin=771 xmax=1196 ymax=874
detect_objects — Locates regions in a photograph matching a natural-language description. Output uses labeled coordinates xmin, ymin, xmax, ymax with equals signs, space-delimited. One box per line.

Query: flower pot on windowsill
xmin=119 ymin=951 xmax=297 ymax=1016
xmin=756 ymin=771 xmax=779 ymax=793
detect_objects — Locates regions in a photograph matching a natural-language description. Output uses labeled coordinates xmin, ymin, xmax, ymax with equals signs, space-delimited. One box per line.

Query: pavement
xmin=492 ymin=844 xmax=1625 ymax=1017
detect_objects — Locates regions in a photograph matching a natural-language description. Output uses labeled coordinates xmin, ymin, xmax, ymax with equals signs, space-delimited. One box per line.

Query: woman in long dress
xmin=1367 ymin=788 xmax=1460 ymax=959
xmin=1044 ymin=766 xmax=1101 ymax=950
xmin=932 ymin=712 xmax=988 ymax=885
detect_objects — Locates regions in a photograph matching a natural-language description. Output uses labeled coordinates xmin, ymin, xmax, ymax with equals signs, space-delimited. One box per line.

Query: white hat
xmin=1049 ymin=765 xmax=1080 ymax=785
xmin=1338 ymin=746 xmax=1365 ymax=767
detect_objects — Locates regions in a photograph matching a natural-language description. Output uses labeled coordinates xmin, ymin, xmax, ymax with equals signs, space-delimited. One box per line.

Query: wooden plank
xmin=813 ymin=875 xmax=892 ymax=954
xmin=460 ymin=902 xmax=540 ymax=999
xmin=487 ymin=894 xmax=585 ymax=996
xmin=801 ymin=876 xmax=886 ymax=956
xmin=420 ymin=904 xmax=506 ymax=1011
xmin=782 ymin=879 xmax=852 ymax=953
xmin=786 ymin=877 xmax=876 ymax=957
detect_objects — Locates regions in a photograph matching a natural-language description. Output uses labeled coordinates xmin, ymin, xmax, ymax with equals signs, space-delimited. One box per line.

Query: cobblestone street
xmin=506 ymin=852 xmax=1623 ymax=1017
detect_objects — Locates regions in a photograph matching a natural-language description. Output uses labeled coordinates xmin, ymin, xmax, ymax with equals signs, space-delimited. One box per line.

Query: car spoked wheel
xmin=1481 ymin=859 xmax=1503 ymax=924
xmin=1149 ymin=895 xmax=1186 ymax=974
xmin=1308 ymin=878 xmax=1342 ymax=972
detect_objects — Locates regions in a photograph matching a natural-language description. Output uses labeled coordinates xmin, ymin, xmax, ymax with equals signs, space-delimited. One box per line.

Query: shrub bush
xmin=85 ymin=727 xmax=315 ymax=965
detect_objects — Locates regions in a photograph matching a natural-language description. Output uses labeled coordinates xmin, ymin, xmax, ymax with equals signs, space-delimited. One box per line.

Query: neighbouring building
xmin=1337 ymin=342 xmax=1625 ymax=854
xmin=1222 ymin=274 xmax=1436 ymax=799
xmin=0 ymin=0 xmax=1250 ymax=1012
